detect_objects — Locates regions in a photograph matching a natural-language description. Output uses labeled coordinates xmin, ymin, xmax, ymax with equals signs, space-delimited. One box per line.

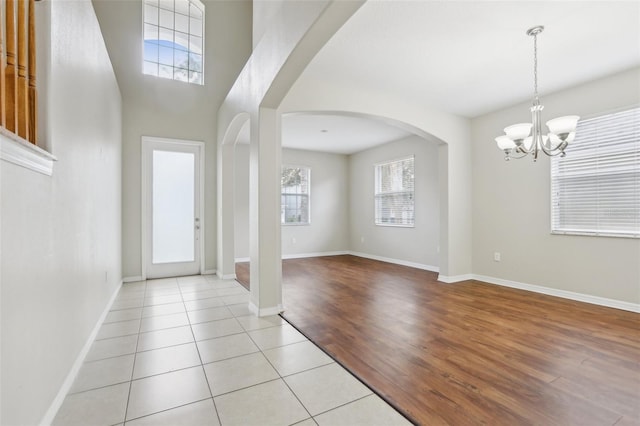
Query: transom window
xmin=143 ymin=0 xmax=204 ymax=85
xmin=375 ymin=155 xmax=415 ymax=227
xmin=551 ymin=106 xmax=640 ymax=238
xmin=281 ymin=166 xmax=310 ymax=225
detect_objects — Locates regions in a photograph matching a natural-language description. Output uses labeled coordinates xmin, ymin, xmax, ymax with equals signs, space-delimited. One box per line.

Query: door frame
xmin=141 ymin=136 xmax=205 ymax=280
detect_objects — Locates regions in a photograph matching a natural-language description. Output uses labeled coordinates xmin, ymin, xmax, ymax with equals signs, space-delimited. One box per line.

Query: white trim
xmin=1 ymin=130 xmax=57 ymax=176
xmin=282 ymin=251 xmax=348 ymax=260
xmin=202 ymin=269 xmax=216 ymax=275
xmin=40 ymin=280 xmax=123 ymax=426
xmin=437 ymin=274 xmax=473 ymax=283
xmin=235 ymin=252 xmax=349 ymax=262
xmin=349 ymin=251 xmax=439 ymax=273
xmin=249 ymin=301 xmax=284 ymax=317
xmin=123 ymin=276 xmax=144 ymax=283
xmin=474 ymin=274 xmax=640 ymax=313
xmin=217 ymin=271 xmax=236 ymax=280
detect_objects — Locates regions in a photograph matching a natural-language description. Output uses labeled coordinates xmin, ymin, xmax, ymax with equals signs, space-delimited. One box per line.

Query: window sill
xmin=0 ymin=128 xmax=56 ymax=176
xmin=551 ymin=230 xmax=639 ymax=239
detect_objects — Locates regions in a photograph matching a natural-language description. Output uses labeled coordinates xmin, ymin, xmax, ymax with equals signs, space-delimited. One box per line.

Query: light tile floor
xmin=53 ymin=275 xmax=411 ymax=426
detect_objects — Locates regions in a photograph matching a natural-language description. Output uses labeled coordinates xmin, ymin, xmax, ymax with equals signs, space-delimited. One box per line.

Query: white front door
xmin=142 ymin=137 xmax=203 ymax=279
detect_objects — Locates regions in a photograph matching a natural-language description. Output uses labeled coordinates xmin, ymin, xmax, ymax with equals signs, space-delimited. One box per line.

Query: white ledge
xmin=0 ymin=128 xmax=56 ymax=176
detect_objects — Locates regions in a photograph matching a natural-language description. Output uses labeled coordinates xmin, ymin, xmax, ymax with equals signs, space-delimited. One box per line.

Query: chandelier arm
xmin=543 ymin=148 xmax=567 ymax=157
xmin=539 ymin=141 xmax=553 ymax=155
xmin=507 ymin=149 xmax=529 ymax=160
xmin=539 ymin=138 xmax=568 ymax=156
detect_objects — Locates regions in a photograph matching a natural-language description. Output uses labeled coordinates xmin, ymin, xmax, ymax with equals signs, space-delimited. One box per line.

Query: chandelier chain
xmin=533 ymin=32 xmax=538 ymax=98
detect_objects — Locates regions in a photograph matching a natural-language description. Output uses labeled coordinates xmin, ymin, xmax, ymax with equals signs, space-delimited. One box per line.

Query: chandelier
xmin=495 ymin=26 xmax=579 ymax=161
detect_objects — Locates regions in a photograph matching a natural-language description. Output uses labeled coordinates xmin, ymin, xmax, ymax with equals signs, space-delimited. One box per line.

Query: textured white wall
xmin=471 ymin=68 xmax=640 ymax=304
xmin=0 ymin=1 xmax=122 ymax=424
xmin=349 ymin=135 xmax=440 ymax=269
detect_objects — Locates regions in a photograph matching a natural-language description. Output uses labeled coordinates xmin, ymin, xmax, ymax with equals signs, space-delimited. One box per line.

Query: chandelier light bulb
xmin=546 ymin=116 xmax=580 ymax=138
xmin=495 ymin=135 xmax=516 ymax=150
xmin=504 ymin=123 xmax=532 ymax=141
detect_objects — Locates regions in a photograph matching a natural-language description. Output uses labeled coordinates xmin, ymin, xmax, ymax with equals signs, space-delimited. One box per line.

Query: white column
xmin=249 ymin=107 xmax=283 ymax=316
xmin=217 ymin=142 xmax=236 ymax=279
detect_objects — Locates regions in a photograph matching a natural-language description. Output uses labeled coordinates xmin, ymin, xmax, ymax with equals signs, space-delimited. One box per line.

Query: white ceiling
xmin=237 ymin=113 xmax=413 ymax=154
xmin=273 ymin=0 xmax=640 ymax=155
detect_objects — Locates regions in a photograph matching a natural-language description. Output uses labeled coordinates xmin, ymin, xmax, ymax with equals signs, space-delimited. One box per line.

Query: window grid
xmin=551 ymin=106 xmax=640 ymax=238
xmin=375 ymin=156 xmax=415 ymax=227
xmin=281 ymin=166 xmax=310 ymax=225
xmin=143 ymin=0 xmax=204 ymax=85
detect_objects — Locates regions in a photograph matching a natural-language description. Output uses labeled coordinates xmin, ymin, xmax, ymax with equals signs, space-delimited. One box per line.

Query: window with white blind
xmin=551 ymin=106 xmax=640 ymax=238
xmin=375 ymin=155 xmax=415 ymax=227
xmin=143 ymin=0 xmax=204 ymax=85
xmin=281 ymin=166 xmax=310 ymax=225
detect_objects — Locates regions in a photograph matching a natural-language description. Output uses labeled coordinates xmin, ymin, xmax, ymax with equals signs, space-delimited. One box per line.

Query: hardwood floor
xmin=236 ymin=261 xmax=250 ymax=291
xmin=235 ymin=256 xmax=640 ymax=425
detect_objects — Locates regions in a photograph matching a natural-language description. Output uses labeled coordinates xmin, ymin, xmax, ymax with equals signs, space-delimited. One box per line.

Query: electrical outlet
xmin=292 ymin=237 xmax=296 ymax=244
xmin=494 ymin=252 xmax=501 ymax=262
xmin=360 ymin=237 xmax=365 ymax=243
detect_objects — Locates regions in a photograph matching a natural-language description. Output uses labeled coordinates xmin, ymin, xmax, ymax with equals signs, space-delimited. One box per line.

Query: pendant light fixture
xmin=495 ymin=26 xmax=580 ymax=161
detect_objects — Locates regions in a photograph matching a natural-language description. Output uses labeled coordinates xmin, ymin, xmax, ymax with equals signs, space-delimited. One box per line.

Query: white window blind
xmin=281 ymin=166 xmax=310 ymax=225
xmin=551 ymin=106 xmax=640 ymax=238
xmin=375 ymin=155 xmax=415 ymax=226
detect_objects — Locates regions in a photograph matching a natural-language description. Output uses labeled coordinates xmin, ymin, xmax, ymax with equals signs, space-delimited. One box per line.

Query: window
xmin=143 ymin=0 xmax=204 ymax=85
xmin=375 ymin=155 xmax=415 ymax=226
xmin=281 ymin=166 xmax=310 ymax=225
xmin=551 ymin=106 xmax=640 ymax=238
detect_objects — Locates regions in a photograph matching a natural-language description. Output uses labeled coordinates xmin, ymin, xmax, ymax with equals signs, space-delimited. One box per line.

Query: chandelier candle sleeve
xmin=495 ymin=26 xmax=579 ymax=161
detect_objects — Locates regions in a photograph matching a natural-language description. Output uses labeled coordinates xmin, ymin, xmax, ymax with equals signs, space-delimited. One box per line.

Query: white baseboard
xmin=217 ymin=271 xmax=237 ymax=280
xmin=282 ymin=251 xmax=348 ymax=260
xmin=249 ymin=301 xmax=284 ymax=317
xmin=236 ymin=252 xmax=348 ymax=262
xmin=40 ymin=280 xmax=123 ymax=426
xmin=437 ymin=273 xmax=474 ymax=283
xmin=123 ymin=275 xmax=143 ymax=283
xmin=348 ymin=251 xmax=439 ymax=273
xmin=202 ymin=269 xmax=216 ymax=275
xmin=473 ymin=274 xmax=640 ymax=313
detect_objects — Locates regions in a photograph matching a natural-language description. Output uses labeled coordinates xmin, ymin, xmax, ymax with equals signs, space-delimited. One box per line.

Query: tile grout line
xmin=177 ymin=277 xmax=224 ymax=426
xmin=243 ymin=325 xmax=316 ymax=423
xmin=122 ymin=397 xmax=214 ymax=425
xmin=123 ymin=277 xmax=185 ymax=424
xmin=121 ymin=279 xmax=149 ymax=425
xmin=255 ymin=333 xmax=379 ymax=423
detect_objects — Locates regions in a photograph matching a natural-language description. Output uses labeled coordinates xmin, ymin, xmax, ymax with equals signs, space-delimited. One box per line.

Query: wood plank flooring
xmin=235 ymin=255 xmax=640 ymax=425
